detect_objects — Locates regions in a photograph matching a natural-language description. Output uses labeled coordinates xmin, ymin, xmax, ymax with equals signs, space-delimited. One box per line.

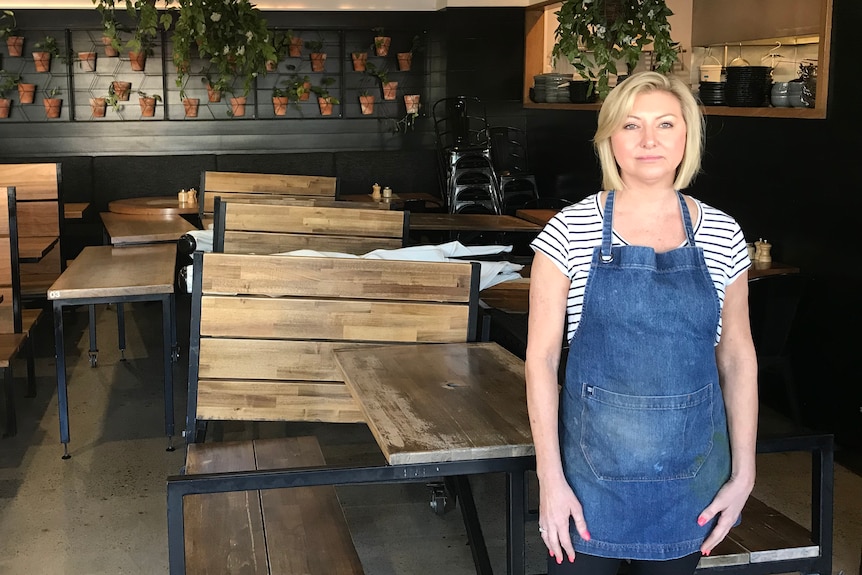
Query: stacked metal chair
xmin=433 ymin=96 xmax=502 ymax=214
xmin=486 ymin=126 xmax=539 ymax=215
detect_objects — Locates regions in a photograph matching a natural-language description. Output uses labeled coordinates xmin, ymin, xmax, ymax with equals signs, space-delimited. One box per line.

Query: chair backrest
xmin=433 ymin=96 xmax=490 ymax=152
xmin=1 ymin=187 xmax=24 ymax=333
xmin=212 ymin=197 xmax=408 ymax=255
xmin=185 ymin=252 xmax=481 ymax=437
xmin=0 ymin=163 xmax=62 ymax=299
xmin=487 ymin=126 xmax=531 ymax=175
xmin=748 ymin=273 xmax=807 ymax=358
xmin=199 ymin=171 xmax=338 ymax=220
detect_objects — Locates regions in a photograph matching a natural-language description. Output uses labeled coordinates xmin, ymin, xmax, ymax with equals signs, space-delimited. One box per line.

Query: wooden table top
xmin=47 ymin=244 xmax=176 ymax=301
xmin=108 ymin=196 xmax=199 ymax=216
xmin=63 ymin=202 xmax=90 ymax=219
xmin=515 ymin=208 xmax=557 ymax=226
xmin=409 ymin=213 xmax=542 ymax=232
xmin=100 ymin=212 xmax=197 ymax=245
xmin=479 ymin=261 xmax=801 ymax=314
xmin=335 ymin=342 xmax=533 ymax=466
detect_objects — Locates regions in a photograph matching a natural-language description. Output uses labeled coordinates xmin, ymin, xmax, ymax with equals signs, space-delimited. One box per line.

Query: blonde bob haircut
xmin=593 ymin=71 xmax=704 ymax=192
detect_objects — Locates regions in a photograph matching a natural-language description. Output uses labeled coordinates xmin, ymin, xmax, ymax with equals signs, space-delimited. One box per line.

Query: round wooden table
xmin=108 ymin=196 xmax=199 ymax=216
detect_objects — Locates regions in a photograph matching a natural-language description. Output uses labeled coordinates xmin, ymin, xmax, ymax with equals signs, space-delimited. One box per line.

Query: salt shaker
xmin=382 ymin=186 xmax=392 ymax=199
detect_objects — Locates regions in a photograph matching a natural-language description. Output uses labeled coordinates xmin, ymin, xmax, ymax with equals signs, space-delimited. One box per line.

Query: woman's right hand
xmin=538 ymin=475 xmax=590 ymax=565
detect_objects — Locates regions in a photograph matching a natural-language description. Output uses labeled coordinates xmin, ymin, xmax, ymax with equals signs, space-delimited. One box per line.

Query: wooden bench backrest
xmin=186 ymin=252 xmax=481 ymax=434
xmin=200 ymin=171 xmax=338 ymax=219
xmin=0 ymin=188 xmax=25 ymax=332
xmin=213 ymin=198 xmax=408 ymax=255
xmin=0 ymin=164 xmax=62 ymax=298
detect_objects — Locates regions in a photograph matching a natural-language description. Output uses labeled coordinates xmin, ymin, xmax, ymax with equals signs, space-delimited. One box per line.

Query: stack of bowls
xmin=699 ymin=82 xmax=726 ymax=106
xmin=770 ymin=82 xmax=790 ymax=107
xmin=533 ymin=74 xmax=572 ymax=103
xmin=724 ymin=66 xmax=772 ymax=107
xmin=787 ymin=81 xmax=808 ymax=108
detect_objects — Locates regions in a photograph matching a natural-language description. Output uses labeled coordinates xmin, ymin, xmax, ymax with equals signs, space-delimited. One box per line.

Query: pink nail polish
xmin=584 ymin=530 xmax=591 ymax=541
xmin=697 ymin=516 xmax=707 ymax=526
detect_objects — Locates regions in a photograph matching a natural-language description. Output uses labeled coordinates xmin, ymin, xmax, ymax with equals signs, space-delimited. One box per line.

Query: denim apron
xmin=560 ymin=190 xmax=731 ymax=560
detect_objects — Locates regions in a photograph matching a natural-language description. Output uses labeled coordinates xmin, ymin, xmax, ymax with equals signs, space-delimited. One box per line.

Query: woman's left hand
xmin=697 ymin=475 xmax=754 ymax=555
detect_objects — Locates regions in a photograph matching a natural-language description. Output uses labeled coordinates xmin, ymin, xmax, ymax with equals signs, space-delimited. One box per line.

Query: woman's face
xmin=610 ymin=90 xmax=687 ymax=189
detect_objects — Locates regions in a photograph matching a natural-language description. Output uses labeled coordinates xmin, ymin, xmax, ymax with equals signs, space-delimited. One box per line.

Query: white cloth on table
xmin=182 ymin=239 xmax=522 ymax=292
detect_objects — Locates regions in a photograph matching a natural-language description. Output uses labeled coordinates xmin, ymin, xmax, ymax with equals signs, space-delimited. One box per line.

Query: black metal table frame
xmin=694 ymin=433 xmax=833 ymax=575
xmin=166 ymin=455 xmax=536 ymax=575
xmin=53 ymin=292 xmax=177 ymax=459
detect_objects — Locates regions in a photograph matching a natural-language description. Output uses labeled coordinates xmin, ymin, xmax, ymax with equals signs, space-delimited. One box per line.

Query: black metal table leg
xmin=452 ymin=475 xmax=493 ymax=575
xmin=117 ymin=303 xmax=126 ymax=360
xmin=87 ymin=304 xmax=98 ymax=367
xmin=162 ymin=295 xmax=175 ymax=451
xmin=507 ymin=469 xmax=527 ymax=575
xmin=54 ymin=301 xmax=71 ymax=458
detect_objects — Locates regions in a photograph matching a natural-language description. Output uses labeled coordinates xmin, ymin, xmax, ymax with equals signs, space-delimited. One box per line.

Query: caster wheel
xmin=428 ymin=483 xmax=456 ymax=515
xmin=88 ymin=353 xmax=98 ymax=368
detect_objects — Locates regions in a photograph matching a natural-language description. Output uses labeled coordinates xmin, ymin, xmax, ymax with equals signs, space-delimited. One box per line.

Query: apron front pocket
xmin=579 ymin=383 xmax=714 ymax=481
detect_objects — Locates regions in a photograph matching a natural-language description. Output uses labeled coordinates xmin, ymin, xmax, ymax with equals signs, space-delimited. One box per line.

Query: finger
xmin=558 ymin=528 xmax=576 ymax=563
xmin=697 ymin=505 xmax=717 ymax=527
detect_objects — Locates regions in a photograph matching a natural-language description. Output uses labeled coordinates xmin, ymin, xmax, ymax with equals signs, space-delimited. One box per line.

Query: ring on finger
xmin=538 ymin=526 xmax=546 ymax=534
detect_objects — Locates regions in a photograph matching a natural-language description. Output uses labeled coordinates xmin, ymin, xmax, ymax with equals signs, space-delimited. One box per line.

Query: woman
xmin=526 ymin=71 xmax=758 ymax=575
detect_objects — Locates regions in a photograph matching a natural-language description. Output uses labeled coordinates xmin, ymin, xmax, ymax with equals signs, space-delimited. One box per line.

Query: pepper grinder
xmin=754 ymin=239 xmax=772 ymax=263
xmin=371 ymin=183 xmax=381 ymax=199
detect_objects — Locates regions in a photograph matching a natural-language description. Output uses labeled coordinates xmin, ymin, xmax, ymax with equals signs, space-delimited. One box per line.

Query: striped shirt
xmin=531 ymin=193 xmax=751 ymax=345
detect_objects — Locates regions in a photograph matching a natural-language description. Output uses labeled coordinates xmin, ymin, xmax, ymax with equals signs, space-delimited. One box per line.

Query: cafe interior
xmin=0 ymin=0 xmax=859 ymax=574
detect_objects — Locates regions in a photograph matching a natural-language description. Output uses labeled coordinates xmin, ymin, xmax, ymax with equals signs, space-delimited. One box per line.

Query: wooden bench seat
xmin=183 ymin=436 xmax=363 ymax=575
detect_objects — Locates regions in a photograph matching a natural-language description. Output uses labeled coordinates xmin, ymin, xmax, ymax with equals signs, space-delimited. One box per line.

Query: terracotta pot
xmin=397 ymin=52 xmax=412 ymax=71
xmin=129 ymin=51 xmax=147 ymax=71
xmin=352 ymin=52 xmax=368 ymax=72
xmin=288 ymin=37 xmax=302 ymax=58
xmin=299 ymin=81 xmax=311 ymax=101
xmin=230 ymin=96 xmax=246 ymax=117
xmin=111 ymin=81 xmax=131 ymax=101
xmin=139 ymin=96 xmax=156 ymax=117
xmin=374 ymin=36 xmax=391 ymax=57
xmin=266 ymin=60 xmax=277 ymax=72
xmin=0 ymin=98 xmax=10 ymax=118
xmin=310 ymin=52 xmax=326 ymax=72
xmin=318 ymin=97 xmax=333 ymax=116
xmin=43 ymin=97 xmax=61 ymax=118
xmin=382 ymin=81 xmax=398 ymax=101
xmin=90 ymin=97 xmax=107 ymax=117
xmin=206 ymin=83 xmax=222 ymax=103
xmin=175 ymin=58 xmax=190 ymax=73
xmin=33 ymin=51 xmax=51 ymax=72
xmin=102 ymin=36 xmax=119 ymax=57
xmin=359 ymin=94 xmax=375 ymax=115
xmin=17 ymin=83 xmax=36 ymax=104
xmin=403 ymin=94 xmax=420 ymax=114
xmin=79 ymin=52 xmax=97 ymax=72
xmin=183 ymin=98 xmax=199 ymax=118
xmin=272 ymin=96 xmax=288 ymax=116
xmin=6 ymin=36 xmax=23 ymax=57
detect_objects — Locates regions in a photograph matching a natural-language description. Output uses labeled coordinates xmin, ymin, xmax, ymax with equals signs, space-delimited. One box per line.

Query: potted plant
xmin=359 ymin=90 xmax=375 ymax=115
xmin=43 ymin=86 xmax=62 ymax=118
xmin=271 ymin=85 xmax=289 ymax=116
xmin=305 ymin=39 xmax=326 ymax=72
xmin=110 ymin=79 xmax=132 ymax=101
xmin=93 ymin=1 xmax=120 ymax=57
xmin=17 ymin=80 xmax=35 ymax=104
xmin=351 ymin=50 xmax=368 ymax=72
xmin=0 ymin=10 xmax=23 ymax=57
xmin=403 ymin=93 xmax=420 ymax=115
xmin=0 ymin=70 xmax=18 ymax=118
xmin=90 ymin=96 xmax=108 ymax=117
xmin=123 ymin=0 xmax=171 ymax=72
xmin=33 ymin=35 xmax=63 ymax=73
xmin=286 ymin=29 xmax=302 ymax=57
xmin=202 ymin=74 xmax=227 ymax=103
xmin=78 ymin=50 xmax=98 ymax=72
xmin=228 ymin=90 xmax=247 ymax=117
xmin=182 ymin=96 xmax=199 ymax=117
xmin=552 ymin=0 xmax=679 ymax=99
xmin=311 ymin=76 xmax=338 ymax=116
xmin=397 ymin=34 xmax=422 ymax=72
xmin=366 ymin=62 xmax=397 ymax=101
xmin=372 ymin=27 xmax=390 ymax=57
xmin=173 ymin=0 xmax=275 ymax=103
xmin=265 ymin=30 xmax=291 ymax=72
xmin=137 ymin=89 xmax=160 ymax=116
xmin=283 ymin=68 xmax=311 ymax=104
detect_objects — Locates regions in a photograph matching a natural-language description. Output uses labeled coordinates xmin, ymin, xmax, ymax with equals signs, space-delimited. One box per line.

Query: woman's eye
xmin=623 ymin=123 xmax=639 ymax=130
xmin=659 ymin=121 xmax=674 ymax=128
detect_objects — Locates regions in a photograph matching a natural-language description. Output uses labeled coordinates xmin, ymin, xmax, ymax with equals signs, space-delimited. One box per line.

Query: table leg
xmin=507 ymin=469 xmax=527 ymax=575
xmin=53 ymin=301 xmax=71 ymax=459
xmin=170 ymin=293 xmax=178 ymax=362
xmin=452 ymin=475 xmax=493 ymax=575
xmin=117 ymin=303 xmax=126 ymax=360
xmin=162 ymin=296 xmax=175 ymax=451
xmin=87 ymin=305 xmax=98 ymax=368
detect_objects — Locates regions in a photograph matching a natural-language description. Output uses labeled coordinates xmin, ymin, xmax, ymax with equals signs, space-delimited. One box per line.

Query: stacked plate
xmin=698 ymin=81 xmax=726 ymax=106
xmin=533 ymin=73 xmax=572 ymax=103
xmin=724 ymin=66 xmax=772 ymax=107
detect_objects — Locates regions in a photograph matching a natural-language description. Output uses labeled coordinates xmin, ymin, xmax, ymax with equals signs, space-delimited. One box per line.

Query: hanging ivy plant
xmin=552 ymin=0 xmax=679 ymax=100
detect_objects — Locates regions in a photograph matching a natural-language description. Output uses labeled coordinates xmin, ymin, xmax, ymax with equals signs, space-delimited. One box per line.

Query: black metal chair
xmin=433 ymin=96 xmax=501 ymax=214
xmin=486 ymin=126 xmax=539 ymax=215
xmin=748 ymin=272 xmax=808 ymax=425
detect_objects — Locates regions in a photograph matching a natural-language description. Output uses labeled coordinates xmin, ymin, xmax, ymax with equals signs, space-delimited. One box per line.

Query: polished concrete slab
xmin=0 ymin=302 xmax=860 ymax=574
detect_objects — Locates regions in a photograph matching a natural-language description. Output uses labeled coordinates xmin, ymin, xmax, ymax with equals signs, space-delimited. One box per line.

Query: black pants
xmin=548 ymin=551 xmax=702 ymax=575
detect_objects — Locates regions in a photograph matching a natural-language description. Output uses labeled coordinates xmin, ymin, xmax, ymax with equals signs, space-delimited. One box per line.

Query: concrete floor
xmin=0 ymin=301 xmax=860 ymax=575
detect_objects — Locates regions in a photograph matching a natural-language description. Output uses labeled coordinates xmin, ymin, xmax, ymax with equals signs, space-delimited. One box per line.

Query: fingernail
xmin=584 ymin=530 xmax=591 ymax=541
xmin=697 ymin=516 xmax=707 ymax=526
xmin=703 ymin=550 xmax=711 ymax=557
xmin=549 ymin=551 xmax=554 ymax=557
xmin=568 ymin=555 xmax=575 ymax=563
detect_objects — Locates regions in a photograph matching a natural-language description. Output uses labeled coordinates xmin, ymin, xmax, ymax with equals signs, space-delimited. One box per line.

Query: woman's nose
xmin=640 ymin=127 xmax=656 ymax=147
